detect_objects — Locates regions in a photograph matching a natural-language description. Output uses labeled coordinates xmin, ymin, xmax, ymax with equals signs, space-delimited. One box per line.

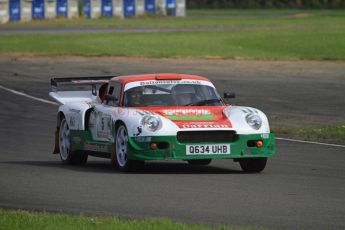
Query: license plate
xmin=186 ymin=144 xmax=230 ymax=155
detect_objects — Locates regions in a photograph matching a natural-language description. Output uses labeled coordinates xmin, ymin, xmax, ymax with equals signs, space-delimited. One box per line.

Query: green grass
xmin=1 ymin=9 xmax=345 ymax=60
xmin=2 ymin=9 xmax=345 ymax=28
xmin=0 ymin=209 xmax=262 ymax=230
xmin=273 ymin=125 xmax=345 ymax=145
xmin=1 ymin=28 xmax=345 ymax=60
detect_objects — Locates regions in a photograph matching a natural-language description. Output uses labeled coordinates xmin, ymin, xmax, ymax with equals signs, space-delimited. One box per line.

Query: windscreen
xmin=123 ymin=82 xmax=224 ymax=107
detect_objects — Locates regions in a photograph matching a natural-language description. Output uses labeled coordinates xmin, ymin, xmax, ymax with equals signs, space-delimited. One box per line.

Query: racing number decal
xmin=97 ymin=115 xmax=111 ymax=138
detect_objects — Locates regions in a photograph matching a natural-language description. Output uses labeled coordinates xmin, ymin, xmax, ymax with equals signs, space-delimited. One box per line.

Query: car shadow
xmin=1 ymin=160 xmax=245 ymax=174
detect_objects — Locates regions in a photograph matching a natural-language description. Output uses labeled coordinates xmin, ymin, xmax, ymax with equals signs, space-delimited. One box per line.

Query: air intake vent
xmin=177 ymin=131 xmax=237 ymax=143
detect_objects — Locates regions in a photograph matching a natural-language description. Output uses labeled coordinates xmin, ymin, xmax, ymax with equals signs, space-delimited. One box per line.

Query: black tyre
xmin=187 ymin=159 xmax=212 ymax=166
xmin=239 ymin=158 xmax=267 ymax=173
xmin=59 ymin=117 xmax=88 ymax=165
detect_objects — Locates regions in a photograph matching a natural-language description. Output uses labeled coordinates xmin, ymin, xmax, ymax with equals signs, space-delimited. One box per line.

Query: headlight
xmin=141 ymin=115 xmax=161 ymax=132
xmin=245 ymin=113 xmax=262 ymax=130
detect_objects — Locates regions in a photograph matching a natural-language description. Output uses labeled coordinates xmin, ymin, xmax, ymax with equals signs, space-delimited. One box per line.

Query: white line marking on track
xmin=0 ymin=85 xmax=59 ymax=106
xmin=1 ymin=84 xmax=344 ymax=148
xmin=276 ymin=137 xmax=345 ymax=148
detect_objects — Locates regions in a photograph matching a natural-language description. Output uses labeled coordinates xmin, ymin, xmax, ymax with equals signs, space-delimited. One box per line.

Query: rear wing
xmin=51 ymin=76 xmax=115 ymax=93
xmin=50 ymin=76 xmax=115 ymax=105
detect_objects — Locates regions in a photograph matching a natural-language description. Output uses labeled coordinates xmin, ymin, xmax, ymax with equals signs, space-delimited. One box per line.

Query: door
xmin=102 ymin=0 xmax=112 ymax=17
xmin=166 ymin=0 xmax=175 ymax=16
xmin=90 ymin=81 xmax=122 ymax=142
xmin=145 ymin=0 xmax=155 ymax=14
xmin=56 ymin=0 xmax=67 ymax=17
xmin=83 ymin=0 xmax=91 ymax=18
xmin=32 ymin=0 xmax=45 ymax=19
xmin=32 ymin=0 xmax=44 ymax=19
xmin=123 ymin=0 xmax=135 ymax=17
xmin=9 ymin=0 xmax=21 ymax=22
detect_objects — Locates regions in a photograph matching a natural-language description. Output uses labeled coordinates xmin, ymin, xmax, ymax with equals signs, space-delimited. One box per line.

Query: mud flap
xmin=53 ymin=127 xmax=60 ymax=154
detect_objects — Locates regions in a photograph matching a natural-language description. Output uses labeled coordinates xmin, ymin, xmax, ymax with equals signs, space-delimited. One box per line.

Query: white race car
xmin=50 ymin=74 xmax=275 ymax=172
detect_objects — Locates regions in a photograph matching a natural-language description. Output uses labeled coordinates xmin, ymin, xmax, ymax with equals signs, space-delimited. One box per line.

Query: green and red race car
xmin=50 ymin=73 xmax=276 ymax=172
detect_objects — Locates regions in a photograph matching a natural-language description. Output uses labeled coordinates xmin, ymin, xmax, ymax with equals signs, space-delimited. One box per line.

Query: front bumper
xmin=127 ymin=133 xmax=276 ymax=161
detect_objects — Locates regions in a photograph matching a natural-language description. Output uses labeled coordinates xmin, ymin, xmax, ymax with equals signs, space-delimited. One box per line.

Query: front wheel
xmin=239 ymin=158 xmax=267 ymax=173
xmin=113 ymin=124 xmax=144 ymax=172
xmin=59 ymin=117 xmax=88 ymax=165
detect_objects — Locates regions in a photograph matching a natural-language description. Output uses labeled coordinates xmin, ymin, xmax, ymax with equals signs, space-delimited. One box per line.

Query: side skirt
xmin=85 ymin=151 xmax=111 ymax=159
xmin=70 ymin=130 xmax=113 ymax=158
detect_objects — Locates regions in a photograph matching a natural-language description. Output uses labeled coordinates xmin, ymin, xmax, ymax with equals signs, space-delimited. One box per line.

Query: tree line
xmin=187 ymin=0 xmax=345 ymax=9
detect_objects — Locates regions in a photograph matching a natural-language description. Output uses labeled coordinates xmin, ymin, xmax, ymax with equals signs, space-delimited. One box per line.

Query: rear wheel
xmin=187 ymin=159 xmax=212 ymax=166
xmin=59 ymin=117 xmax=88 ymax=165
xmin=239 ymin=158 xmax=267 ymax=173
xmin=113 ymin=124 xmax=144 ymax=172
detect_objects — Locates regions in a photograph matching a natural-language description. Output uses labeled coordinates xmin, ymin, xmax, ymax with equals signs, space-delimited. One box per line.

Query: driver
xmin=98 ymin=83 xmax=108 ymax=103
xmin=172 ymin=85 xmax=196 ymax=106
xmin=126 ymin=88 xmax=143 ymax=107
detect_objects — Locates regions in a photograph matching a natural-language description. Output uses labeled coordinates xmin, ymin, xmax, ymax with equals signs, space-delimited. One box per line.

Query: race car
xmin=50 ymin=74 xmax=276 ymax=172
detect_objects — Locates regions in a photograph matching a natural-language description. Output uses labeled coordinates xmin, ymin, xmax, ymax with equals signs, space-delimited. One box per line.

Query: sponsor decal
xmin=137 ymin=110 xmax=154 ymax=116
xmin=72 ymin=80 xmax=108 ymax=84
xmin=84 ymin=143 xmax=108 ymax=152
xmin=111 ymin=108 xmax=152 ymax=117
xmin=144 ymin=106 xmax=232 ymax=129
xmin=133 ymin=126 xmax=143 ymax=137
xmin=124 ymin=80 xmax=215 ymax=91
xmin=162 ymin=109 xmax=215 ymax=121
xmin=139 ymin=80 xmax=202 ymax=86
xmin=97 ymin=116 xmax=111 ymax=138
xmin=116 ymin=107 xmax=127 ymax=116
xmin=181 ymin=122 xmax=230 ymax=129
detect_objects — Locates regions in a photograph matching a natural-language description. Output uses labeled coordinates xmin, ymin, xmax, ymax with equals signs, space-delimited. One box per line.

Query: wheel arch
xmin=57 ymin=111 xmax=65 ymax=127
xmin=114 ymin=120 xmax=126 ymax=133
xmin=84 ymin=108 xmax=93 ymax=131
xmin=53 ymin=111 xmax=65 ymax=154
xmin=57 ymin=103 xmax=92 ymax=130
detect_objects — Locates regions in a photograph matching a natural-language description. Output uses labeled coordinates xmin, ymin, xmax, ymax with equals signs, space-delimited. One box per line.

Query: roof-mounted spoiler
xmin=51 ymin=76 xmax=115 ymax=88
xmin=51 ymin=76 xmax=115 ymax=95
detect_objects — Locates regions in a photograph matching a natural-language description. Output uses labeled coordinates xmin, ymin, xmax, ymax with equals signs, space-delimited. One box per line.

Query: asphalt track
xmin=0 ymin=56 xmax=345 ymax=230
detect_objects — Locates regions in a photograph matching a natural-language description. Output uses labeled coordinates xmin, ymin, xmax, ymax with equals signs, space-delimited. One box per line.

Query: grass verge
xmin=272 ymin=125 xmax=345 ymax=145
xmin=1 ymin=28 xmax=345 ymax=60
xmin=0 ymin=209 xmax=261 ymax=230
xmin=2 ymin=9 xmax=345 ymax=28
xmin=1 ymin=9 xmax=345 ymax=60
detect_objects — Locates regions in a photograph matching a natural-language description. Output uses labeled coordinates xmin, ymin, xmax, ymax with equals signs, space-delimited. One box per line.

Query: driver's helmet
xmin=172 ymin=84 xmax=196 ymax=94
xmin=172 ymin=84 xmax=196 ymax=105
xmin=126 ymin=87 xmax=143 ymax=106
xmin=98 ymin=83 xmax=108 ymax=103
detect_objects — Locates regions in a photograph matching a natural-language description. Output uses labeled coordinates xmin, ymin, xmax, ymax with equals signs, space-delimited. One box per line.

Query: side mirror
xmin=104 ymin=94 xmax=118 ymax=102
xmin=224 ymin=92 xmax=236 ymax=99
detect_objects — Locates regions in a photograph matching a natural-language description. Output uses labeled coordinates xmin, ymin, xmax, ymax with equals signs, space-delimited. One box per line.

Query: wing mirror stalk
xmin=224 ymin=92 xmax=236 ymax=99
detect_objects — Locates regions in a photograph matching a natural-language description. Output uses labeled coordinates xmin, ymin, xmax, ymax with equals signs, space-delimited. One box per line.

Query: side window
xmin=106 ymin=82 xmax=122 ymax=106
